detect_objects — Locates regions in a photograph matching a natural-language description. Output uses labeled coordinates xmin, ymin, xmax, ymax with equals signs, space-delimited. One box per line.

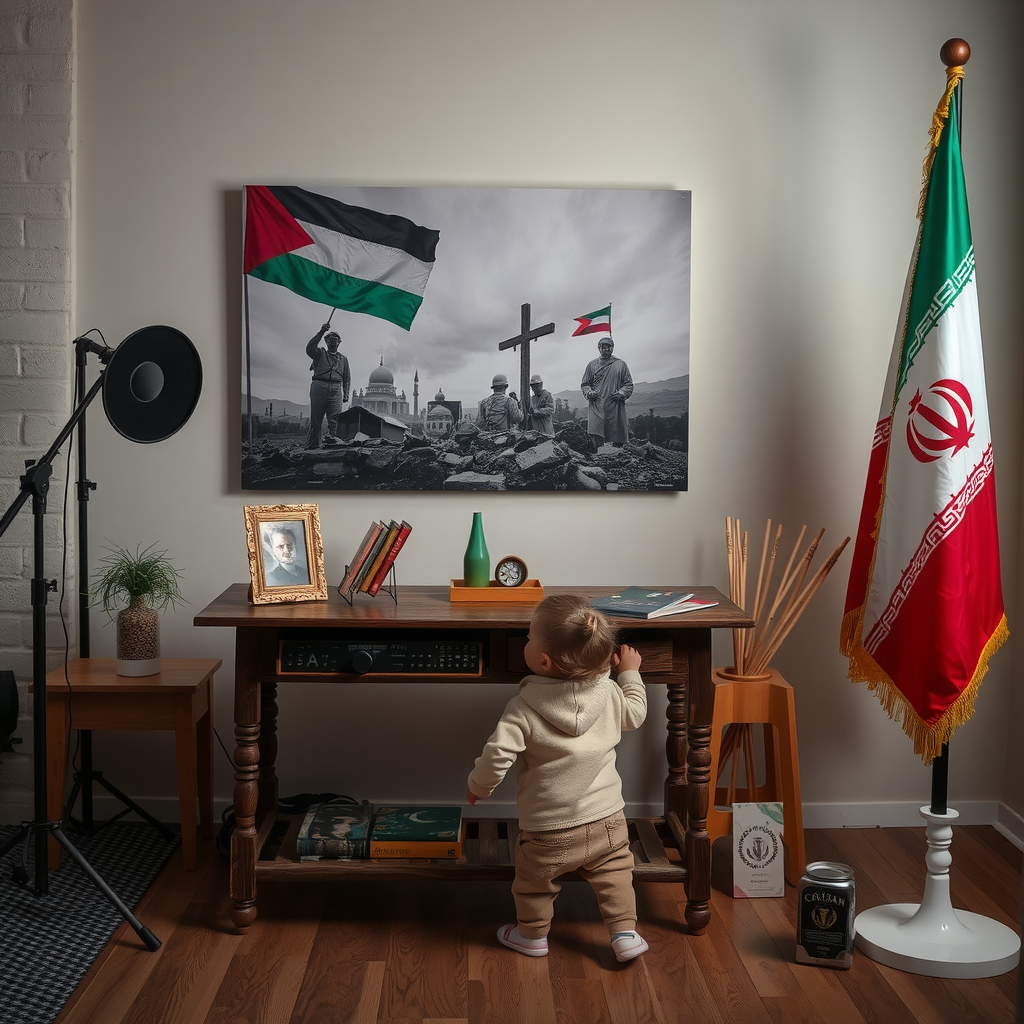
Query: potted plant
xmin=93 ymin=543 xmax=184 ymax=676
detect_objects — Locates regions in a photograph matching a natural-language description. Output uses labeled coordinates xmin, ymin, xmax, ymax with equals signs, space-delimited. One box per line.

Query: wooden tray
xmin=449 ymin=579 xmax=544 ymax=603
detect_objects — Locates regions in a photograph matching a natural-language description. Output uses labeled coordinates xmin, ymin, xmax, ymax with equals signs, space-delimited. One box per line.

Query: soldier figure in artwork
xmin=305 ymin=322 xmax=351 ymax=449
xmin=528 ymin=373 xmax=555 ymax=436
xmin=581 ymin=336 xmax=633 ymax=447
xmin=477 ymin=373 xmax=523 ymax=431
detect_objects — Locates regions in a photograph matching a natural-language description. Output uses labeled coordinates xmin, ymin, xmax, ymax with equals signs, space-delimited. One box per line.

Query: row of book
xmin=297 ymin=800 xmax=462 ymax=860
xmin=337 ymin=519 xmax=412 ymax=598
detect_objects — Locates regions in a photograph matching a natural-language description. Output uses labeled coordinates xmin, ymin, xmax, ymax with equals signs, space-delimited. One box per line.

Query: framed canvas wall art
xmin=241 ymin=185 xmax=690 ymax=492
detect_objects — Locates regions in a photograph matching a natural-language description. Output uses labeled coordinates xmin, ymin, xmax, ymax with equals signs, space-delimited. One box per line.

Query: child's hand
xmin=613 ymin=644 xmax=642 ymax=673
xmin=466 ymin=786 xmax=479 ymax=805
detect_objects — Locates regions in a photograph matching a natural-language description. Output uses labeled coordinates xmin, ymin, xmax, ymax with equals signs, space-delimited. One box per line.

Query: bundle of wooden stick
xmin=725 ymin=516 xmax=850 ymax=678
xmin=715 ymin=517 xmax=851 ymax=807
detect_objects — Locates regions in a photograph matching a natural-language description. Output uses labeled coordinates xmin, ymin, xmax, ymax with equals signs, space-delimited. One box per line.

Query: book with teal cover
xmin=370 ymin=805 xmax=463 ymax=858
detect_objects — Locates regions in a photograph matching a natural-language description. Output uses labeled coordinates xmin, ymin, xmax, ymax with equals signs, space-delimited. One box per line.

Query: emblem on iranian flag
xmin=906 ymin=379 xmax=975 ymax=463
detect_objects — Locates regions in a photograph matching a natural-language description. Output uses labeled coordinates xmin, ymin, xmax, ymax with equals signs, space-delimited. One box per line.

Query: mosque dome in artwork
xmin=352 ymin=356 xmax=410 ymax=420
xmin=426 ymin=400 xmax=454 ymax=436
xmin=368 ymin=362 xmax=395 ymax=388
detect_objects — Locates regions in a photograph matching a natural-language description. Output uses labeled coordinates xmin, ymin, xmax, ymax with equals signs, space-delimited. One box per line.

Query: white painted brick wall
xmin=0 ymin=0 xmax=74 ymax=824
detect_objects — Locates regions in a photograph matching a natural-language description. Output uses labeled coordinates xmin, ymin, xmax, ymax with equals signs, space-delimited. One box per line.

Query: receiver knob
xmin=351 ymin=649 xmax=375 ymax=674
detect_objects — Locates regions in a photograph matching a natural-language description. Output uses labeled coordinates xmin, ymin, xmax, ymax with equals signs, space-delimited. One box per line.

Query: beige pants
xmin=512 ymin=812 xmax=636 ymax=939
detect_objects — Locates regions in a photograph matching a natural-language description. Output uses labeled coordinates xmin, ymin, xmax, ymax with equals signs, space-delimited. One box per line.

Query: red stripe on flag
xmin=868 ymin=472 xmax=1004 ymax=726
xmin=843 ymin=418 xmax=890 ymax=618
xmin=244 ymin=185 xmax=314 ymax=275
xmin=572 ymin=321 xmax=610 ymax=337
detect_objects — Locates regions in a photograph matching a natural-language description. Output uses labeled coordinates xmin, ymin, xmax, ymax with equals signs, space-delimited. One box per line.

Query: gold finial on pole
xmin=939 ymin=38 xmax=970 ymax=69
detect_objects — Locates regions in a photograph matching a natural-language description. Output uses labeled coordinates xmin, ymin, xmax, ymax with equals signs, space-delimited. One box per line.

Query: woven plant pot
xmin=116 ymin=595 xmax=161 ymax=676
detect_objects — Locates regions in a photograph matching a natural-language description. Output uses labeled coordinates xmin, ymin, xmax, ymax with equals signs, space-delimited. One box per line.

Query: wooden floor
xmin=56 ymin=825 xmax=1022 ymax=1024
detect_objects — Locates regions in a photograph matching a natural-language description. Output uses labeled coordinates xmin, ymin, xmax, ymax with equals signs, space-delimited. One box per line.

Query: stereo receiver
xmin=279 ymin=638 xmax=482 ymax=676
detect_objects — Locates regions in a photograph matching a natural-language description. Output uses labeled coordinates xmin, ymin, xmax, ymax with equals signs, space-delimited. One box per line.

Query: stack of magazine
xmin=337 ymin=519 xmax=412 ymax=598
xmin=297 ymin=801 xmax=463 ymax=861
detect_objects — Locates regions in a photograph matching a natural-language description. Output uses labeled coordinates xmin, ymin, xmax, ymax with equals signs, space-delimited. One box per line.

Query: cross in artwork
xmin=498 ymin=303 xmax=555 ymax=420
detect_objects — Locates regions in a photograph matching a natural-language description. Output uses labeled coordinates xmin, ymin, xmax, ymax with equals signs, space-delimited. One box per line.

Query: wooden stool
xmin=39 ymin=657 xmax=220 ymax=871
xmin=707 ymin=666 xmax=805 ymax=886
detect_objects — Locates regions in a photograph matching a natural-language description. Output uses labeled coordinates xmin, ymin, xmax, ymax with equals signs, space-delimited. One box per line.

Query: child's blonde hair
xmin=533 ymin=594 xmax=618 ymax=679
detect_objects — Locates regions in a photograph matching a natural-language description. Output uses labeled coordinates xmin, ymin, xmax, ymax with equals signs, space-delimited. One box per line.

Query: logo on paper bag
xmin=737 ymin=825 xmax=780 ymax=869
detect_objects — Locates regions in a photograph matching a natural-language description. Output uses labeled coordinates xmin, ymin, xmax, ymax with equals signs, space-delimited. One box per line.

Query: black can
xmin=795 ymin=861 xmax=855 ymax=968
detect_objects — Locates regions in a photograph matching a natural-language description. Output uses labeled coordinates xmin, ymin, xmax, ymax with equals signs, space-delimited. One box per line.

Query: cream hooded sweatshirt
xmin=467 ymin=668 xmax=646 ymax=831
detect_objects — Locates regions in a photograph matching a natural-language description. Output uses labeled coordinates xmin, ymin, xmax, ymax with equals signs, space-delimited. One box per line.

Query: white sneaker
xmin=611 ymin=931 xmax=649 ymax=962
xmin=497 ymin=923 xmax=548 ymax=957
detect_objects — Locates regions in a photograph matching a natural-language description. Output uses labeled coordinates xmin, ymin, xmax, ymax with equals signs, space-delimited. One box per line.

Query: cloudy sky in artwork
xmin=244 ymin=185 xmax=690 ymax=411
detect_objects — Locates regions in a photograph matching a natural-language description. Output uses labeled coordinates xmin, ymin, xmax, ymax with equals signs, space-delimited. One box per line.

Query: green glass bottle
xmin=463 ymin=511 xmax=490 ymax=587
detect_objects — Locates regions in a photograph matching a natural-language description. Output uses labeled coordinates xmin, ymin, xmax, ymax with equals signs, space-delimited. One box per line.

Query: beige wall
xmin=6 ymin=0 xmax=1024 ymax=835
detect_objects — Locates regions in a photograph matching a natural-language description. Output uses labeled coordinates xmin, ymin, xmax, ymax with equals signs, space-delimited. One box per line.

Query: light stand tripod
xmin=0 ymin=357 xmax=160 ymax=950
xmin=62 ymin=339 xmax=175 ymax=843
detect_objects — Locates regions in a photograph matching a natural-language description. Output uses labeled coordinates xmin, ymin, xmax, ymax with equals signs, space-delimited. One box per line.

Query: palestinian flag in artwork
xmin=840 ymin=73 xmax=1008 ymax=762
xmin=571 ymin=304 xmax=612 ymax=336
xmin=243 ymin=185 xmax=440 ymax=331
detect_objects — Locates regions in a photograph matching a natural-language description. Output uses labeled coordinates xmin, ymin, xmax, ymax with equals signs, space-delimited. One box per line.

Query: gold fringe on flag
xmin=840 ymin=606 xmax=1009 ymax=764
xmin=917 ymin=63 xmax=965 ymax=220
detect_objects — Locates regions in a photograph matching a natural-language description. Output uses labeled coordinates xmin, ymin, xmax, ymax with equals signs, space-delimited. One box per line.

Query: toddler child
xmin=466 ymin=593 xmax=649 ymax=962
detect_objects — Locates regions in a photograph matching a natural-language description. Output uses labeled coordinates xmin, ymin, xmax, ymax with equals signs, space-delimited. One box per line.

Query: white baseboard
xmin=995 ymin=803 xmax=1024 ymax=852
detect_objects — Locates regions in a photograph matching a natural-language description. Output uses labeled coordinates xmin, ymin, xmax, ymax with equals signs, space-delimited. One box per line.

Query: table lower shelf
xmin=254 ymin=814 xmax=688 ymax=883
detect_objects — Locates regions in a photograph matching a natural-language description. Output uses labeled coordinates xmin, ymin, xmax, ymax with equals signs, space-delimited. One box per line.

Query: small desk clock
xmin=494 ymin=555 xmax=529 ymax=587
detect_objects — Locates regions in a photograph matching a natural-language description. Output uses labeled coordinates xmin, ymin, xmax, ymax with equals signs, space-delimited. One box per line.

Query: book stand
xmin=338 ymin=563 xmax=398 ymax=606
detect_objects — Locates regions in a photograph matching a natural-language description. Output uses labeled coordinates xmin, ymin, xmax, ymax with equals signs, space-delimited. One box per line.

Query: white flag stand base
xmin=855 ymin=806 xmax=1020 ymax=978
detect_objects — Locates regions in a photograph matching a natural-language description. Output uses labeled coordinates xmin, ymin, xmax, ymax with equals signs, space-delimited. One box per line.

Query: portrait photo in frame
xmin=244 ymin=503 xmax=327 ymax=604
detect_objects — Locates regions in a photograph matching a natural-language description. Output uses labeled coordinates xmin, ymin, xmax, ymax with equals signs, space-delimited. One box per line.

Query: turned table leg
xmin=684 ymin=630 xmax=713 ymax=935
xmin=231 ymin=630 xmax=261 ymax=931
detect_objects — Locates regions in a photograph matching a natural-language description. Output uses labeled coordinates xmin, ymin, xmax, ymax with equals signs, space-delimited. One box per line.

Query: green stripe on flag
xmin=251 ymin=253 xmax=424 ymax=331
xmin=897 ymin=90 xmax=974 ymax=398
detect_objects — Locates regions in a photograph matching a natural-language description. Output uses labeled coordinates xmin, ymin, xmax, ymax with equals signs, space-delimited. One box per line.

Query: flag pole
xmin=930 ymin=742 xmax=948 ymax=815
xmin=243 ymin=271 xmax=253 ymax=453
xmin=852 ymin=40 xmax=1018 ymax=978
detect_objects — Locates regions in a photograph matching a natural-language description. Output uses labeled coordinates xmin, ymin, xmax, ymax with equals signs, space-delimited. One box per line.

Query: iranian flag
xmin=840 ymin=74 xmax=1008 ymax=763
xmin=243 ymin=185 xmax=439 ymax=331
xmin=571 ymin=304 xmax=612 ymax=336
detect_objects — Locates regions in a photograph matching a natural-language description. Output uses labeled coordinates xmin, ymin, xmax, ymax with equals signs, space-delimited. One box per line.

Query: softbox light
xmin=101 ymin=325 xmax=203 ymax=443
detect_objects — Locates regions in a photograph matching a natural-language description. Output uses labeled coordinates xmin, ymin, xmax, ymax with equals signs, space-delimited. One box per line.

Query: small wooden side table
xmin=40 ymin=657 xmax=220 ymax=871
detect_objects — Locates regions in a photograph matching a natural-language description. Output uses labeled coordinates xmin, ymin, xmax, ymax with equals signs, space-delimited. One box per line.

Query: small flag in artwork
xmin=571 ymin=304 xmax=612 ymax=337
xmin=243 ymin=185 xmax=440 ymax=331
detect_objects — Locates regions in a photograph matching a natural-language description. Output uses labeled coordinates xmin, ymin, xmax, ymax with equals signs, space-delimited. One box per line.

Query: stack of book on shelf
xmin=369 ymin=805 xmax=463 ymax=859
xmin=589 ymin=587 xmax=718 ymax=619
xmin=337 ymin=519 xmax=412 ymax=598
xmin=295 ymin=802 xmax=463 ymax=861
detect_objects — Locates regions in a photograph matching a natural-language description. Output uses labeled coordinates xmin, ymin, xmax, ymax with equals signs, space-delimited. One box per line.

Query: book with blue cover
xmin=590 ymin=588 xmax=716 ymax=619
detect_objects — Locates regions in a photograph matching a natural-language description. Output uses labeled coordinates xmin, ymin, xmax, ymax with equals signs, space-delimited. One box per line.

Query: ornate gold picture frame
xmin=244 ymin=503 xmax=327 ymax=604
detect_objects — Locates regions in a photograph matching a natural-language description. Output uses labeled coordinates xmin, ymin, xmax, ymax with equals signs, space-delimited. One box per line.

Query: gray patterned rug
xmin=0 ymin=820 xmax=180 ymax=1024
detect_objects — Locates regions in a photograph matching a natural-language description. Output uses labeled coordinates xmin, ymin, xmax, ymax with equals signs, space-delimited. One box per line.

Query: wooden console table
xmin=194 ymin=584 xmax=750 ymax=934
